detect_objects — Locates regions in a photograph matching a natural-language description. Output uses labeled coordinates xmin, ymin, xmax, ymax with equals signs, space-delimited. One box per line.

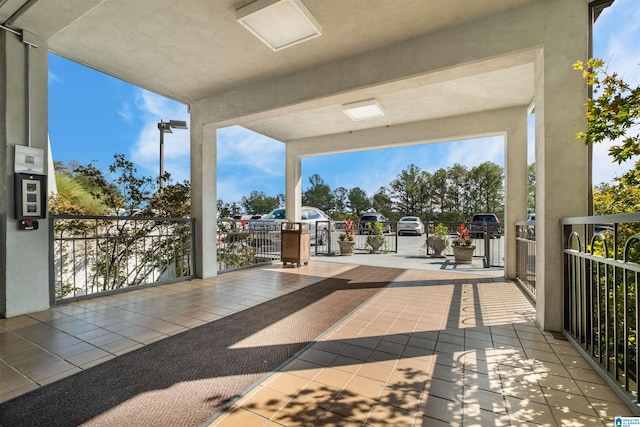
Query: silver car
xmin=248 ymin=206 xmax=333 ymax=246
xmin=397 ymin=216 xmax=425 ymax=236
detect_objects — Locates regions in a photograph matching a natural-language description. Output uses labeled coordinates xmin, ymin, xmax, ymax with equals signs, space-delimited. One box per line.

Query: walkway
xmin=0 ymin=258 xmax=634 ymax=426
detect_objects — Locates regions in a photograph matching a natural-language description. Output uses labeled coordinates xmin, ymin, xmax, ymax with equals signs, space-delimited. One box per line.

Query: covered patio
xmin=0 ymin=259 xmax=633 ymax=425
xmin=1 ymin=0 xmax=630 ymax=423
xmin=2 ymin=0 xmax=599 ymax=333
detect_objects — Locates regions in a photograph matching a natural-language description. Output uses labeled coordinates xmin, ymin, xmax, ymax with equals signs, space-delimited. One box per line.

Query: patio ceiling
xmin=1 ymin=0 xmax=538 ymax=141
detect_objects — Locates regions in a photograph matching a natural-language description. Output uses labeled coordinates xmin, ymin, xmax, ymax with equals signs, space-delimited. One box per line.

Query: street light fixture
xmin=158 ymin=119 xmax=188 ymax=192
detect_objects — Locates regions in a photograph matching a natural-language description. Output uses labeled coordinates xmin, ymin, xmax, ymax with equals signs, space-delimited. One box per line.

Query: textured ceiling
xmin=3 ymin=0 xmax=540 ymax=141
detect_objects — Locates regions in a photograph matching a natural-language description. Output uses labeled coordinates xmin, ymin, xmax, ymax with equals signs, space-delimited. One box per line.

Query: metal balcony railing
xmin=562 ymin=213 xmax=640 ymax=402
xmin=50 ymin=214 xmax=194 ymax=303
xmin=424 ymin=221 xmax=504 ymax=267
xmin=515 ymin=221 xmax=536 ymax=298
xmin=216 ymin=219 xmax=281 ymax=272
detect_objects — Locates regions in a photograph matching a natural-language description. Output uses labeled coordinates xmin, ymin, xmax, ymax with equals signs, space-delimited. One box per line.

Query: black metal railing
xmin=562 ymin=213 xmax=640 ymax=401
xmin=326 ymin=220 xmax=398 ymax=254
xmin=50 ymin=214 xmax=194 ymax=303
xmin=515 ymin=220 xmax=536 ymax=297
xmin=424 ymin=221 xmax=503 ymax=266
xmin=217 ymin=219 xmax=281 ymax=271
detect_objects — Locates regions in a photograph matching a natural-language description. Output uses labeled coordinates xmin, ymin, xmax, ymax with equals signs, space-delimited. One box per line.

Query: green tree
xmin=372 ymin=187 xmax=393 ymax=219
xmin=429 ymin=168 xmax=449 ymax=218
xmin=241 ymin=190 xmax=280 ymax=215
xmin=73 ymin=162 xmax=122 ymax=212
xmin=575 ymin=58 xmax=640 ymax=198
xmin=347 ymin=187 xmax=371 ymax=215
xmin=51 ymin=154 xmax=191 ymax=298
xmin=389 ymin=164 xmax=426 ymax=215
xmin=446 ymin=163 xmax=470 ymax=221
xmin=302 ymin=174 xmax=334 ymax=212
xmin=468 ymin=162 xmax=504 ymax=217
xmin=49 ymin=174 xmax=110 ymax=215
xmin=333 ymin=186 xmax=349 ymax=214
xmin=527 ymin=162 xmax=536 ymax=212
xmin=147 ymin=180 xmax=190 ymax=217
xmin=575 ymin=59 xmax=640 ymax=380
xmin=109 ymin=153 xmax=154 ymax=212
xmin=217 ymin=199 xmax=232 ymax=219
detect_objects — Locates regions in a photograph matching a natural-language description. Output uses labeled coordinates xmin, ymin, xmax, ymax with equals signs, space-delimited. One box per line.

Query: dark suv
xmin=469 ymin=213 xmax=501 ymax=238
xmin=358 ymin=213 xmax=392 ymax=235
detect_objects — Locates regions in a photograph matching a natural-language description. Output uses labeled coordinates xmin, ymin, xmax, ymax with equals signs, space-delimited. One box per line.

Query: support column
xmin=534 ymin=8 xmax=589 ymax=331
xmin=285 ymin=144 xmax=302 ymax=221
xmin=190 ymin=119 xmax=217 ymax=278
xmin=0 ymin=31 xmax=50 ymax=317
xmin=503 ymin=107 xmax=529 ymax=279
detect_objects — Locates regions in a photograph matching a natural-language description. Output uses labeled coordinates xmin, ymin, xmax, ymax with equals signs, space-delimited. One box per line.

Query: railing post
xmin=484 ymin=222 xmax=490 ymax=268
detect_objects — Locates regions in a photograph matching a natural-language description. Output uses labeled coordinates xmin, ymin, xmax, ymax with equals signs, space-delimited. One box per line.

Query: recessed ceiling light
xmin=342 ymin=99 xmax=385 ymax=121
xmin=236 ymin=0 xmax=322 ymax=51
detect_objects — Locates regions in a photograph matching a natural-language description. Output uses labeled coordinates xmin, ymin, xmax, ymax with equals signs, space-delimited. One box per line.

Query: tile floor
xmin=0 ymin=261 xmax=636 ymax=426
xmin=206 ymin=267 xmax=635 ymax=426
xmin=0 ymin=261 xmax=350 ymax=404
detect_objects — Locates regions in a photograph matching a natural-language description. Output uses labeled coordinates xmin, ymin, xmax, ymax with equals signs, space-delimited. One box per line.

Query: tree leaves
xmin=575 ymin=58 xmax=640 ymax=214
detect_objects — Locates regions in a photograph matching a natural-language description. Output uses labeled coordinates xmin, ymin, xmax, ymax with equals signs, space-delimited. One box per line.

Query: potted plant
xmin=426 ymin=222 xmax=449 ymax=257
xmin=338 ymin=218 xmax=356 ymax=256
xmin=451 ymin=223 xmax=475 ymax=264
xmin=366 ymin=221 xmax=386 ymax=253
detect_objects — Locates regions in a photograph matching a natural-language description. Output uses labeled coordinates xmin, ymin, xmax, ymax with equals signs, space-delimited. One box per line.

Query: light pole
xmin=158 ymin=119 xmax=188 ymax=192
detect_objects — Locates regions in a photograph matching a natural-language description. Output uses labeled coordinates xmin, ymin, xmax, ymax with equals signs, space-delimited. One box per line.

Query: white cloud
xmin=444 ymin=137 xmax=504 ymax=169
xmin=118 ymin=102 xmax=133 ymax=123
xmin=129 ymin=89 xmax=189 ymax=183
xmin=48 ymin=69 xmax=61 ymax=85
xmin=217 ymin=126 xmax=285 ymax=177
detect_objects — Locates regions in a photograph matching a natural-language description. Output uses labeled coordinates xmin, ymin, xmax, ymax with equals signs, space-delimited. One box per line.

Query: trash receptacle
xmin=281 ymin=222 xmax=310 ymax=267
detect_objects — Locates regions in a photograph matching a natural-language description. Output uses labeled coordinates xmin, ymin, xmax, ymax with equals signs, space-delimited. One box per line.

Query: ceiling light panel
xmin=342 ymin=99 xmax=385 ymax=121
xmin=237 ymin=0 xmax=322 ymax=51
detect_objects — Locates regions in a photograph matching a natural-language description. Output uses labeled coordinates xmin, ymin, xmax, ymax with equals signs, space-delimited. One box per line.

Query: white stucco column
xmin=0 ymin=32 xmax=50 ymax=317
xmin=190 ymin=119 xmax=217 ymax=278
xmin=285 ymin=144 xmax=302 ymax=221
xmin=534 ymin=19 xmax=589 ymax=331
xmin=503 ymin=107 xmax=529 ymax=279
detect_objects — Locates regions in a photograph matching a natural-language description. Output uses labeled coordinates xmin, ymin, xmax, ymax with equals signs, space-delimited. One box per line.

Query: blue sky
xmin=49 ymin=0 xmax=637 ymax=205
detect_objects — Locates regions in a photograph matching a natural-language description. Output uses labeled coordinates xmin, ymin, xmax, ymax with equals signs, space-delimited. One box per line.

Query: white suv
xmin=248 ymin=206 xmax=333 ymax=245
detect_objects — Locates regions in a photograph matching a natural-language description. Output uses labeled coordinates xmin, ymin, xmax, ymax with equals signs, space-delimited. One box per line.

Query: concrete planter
xmin=338 ymin=240 xmax=355 ymax=256
xmin=366 ymin=235 xmax=385 ymax=253
xmin=427 ymin=236 xmax=448 ymax=257
xmin=452 ymin=246 xmax=475 ymax=264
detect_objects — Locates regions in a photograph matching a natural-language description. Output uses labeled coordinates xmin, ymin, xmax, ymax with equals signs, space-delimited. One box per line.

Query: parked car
xmin=469 ymin=213 xmax=501 ymax=238
xmin=358 ymin=212 xmax=392 ymax=234
xmin=248 ymin=206 xmax=333 ymax=245
xmin=397 ymin=216 xmax=425 ymax=236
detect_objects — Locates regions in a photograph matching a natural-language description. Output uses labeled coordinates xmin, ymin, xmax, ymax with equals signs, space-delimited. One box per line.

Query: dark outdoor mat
xmin=0 ymin=265 xmax=401 ymax=427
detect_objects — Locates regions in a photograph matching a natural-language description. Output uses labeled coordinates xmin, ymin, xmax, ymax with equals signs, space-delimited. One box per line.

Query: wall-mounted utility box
xmin=14 ymin=173 xmax=47 ymax=220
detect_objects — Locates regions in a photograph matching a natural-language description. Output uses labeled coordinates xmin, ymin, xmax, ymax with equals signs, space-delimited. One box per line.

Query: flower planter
xmin=366 ymin=235 xmax=385 ymax=253
xmin=338 ymin=240 xmax=355 ymax=256
xmin=452 ymin=246 xmax=475 ymax=264
xmin=427 ymin=237 xmax=447 ymax=257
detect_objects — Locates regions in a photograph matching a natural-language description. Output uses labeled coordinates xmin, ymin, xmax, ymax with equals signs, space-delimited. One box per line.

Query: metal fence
xmin=562 ymin=213 xmax=640 ymax=401
xmin=424 ymin=221 xmax=503 ymax=267
xmin=50 ymin=215 xmax=194 ymax=304
xmin=515 ymin=220 xmax=536 ymax=298
xmin=316 ymin=220 xmax=398 ymax=255
xmin=217 ymin=219 xmax=281 ymax=271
